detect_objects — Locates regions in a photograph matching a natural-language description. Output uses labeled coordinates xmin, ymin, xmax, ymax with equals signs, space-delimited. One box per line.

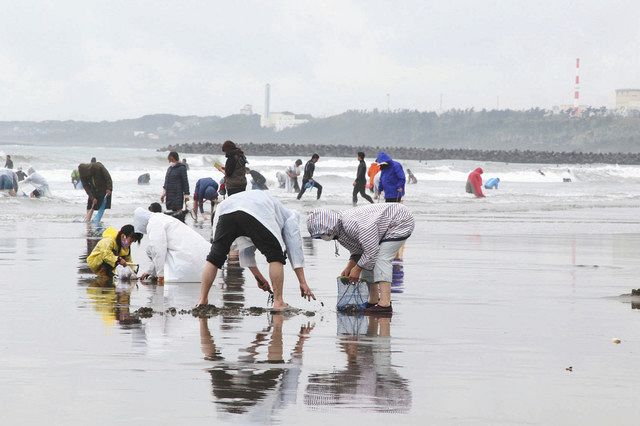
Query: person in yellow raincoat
xmin=87 ymin=224 xmax=142 ymax=278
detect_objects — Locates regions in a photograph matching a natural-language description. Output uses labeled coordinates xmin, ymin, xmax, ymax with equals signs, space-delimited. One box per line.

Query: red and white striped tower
xmin=573 ymin=58 xmax=580 ymax=113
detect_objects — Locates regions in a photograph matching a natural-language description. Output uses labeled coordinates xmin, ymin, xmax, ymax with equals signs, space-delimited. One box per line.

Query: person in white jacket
xmin=22 ymin=167 xmax=50 ymax=198
xmin=133 ymin=207 xmax=211 ymax=285
xmin=197 ymin=190 xmax=315 ymax=310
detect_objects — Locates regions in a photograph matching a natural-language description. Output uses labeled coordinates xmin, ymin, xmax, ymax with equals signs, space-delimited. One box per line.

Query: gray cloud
xmin=0 ymin=0 xmax=638 ymax=120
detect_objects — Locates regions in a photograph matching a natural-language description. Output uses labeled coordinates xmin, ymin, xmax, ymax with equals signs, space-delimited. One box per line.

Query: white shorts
xmin=360 ymin=240 xmax=405 ymax=283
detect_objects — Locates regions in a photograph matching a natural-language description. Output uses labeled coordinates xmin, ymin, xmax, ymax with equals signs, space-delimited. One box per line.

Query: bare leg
xmin=84 ymin=209 xmax=94 ymax=222
xmin=378 ymin=281 xmax=391 ymax=307
xmin=367 ymin=283 xmax=379 ymax=304
xmin=198 ymin=261 xmax=219 ymax=305
xmin=269 ymin=262 xmax=287 ymax=310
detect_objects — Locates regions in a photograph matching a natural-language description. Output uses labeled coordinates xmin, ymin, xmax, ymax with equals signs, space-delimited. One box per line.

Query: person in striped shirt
xmin=307 ymin=203 xmax=415 ymax=314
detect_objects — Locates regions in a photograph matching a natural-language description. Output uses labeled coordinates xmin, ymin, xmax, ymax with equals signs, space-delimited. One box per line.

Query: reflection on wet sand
xmin=305 ymin=314 xmax=412 ymax=413
xmin=86 ymin=277 xmax=142 ymax=329
xmin=201 ymin=314 xmax=314 ymax=415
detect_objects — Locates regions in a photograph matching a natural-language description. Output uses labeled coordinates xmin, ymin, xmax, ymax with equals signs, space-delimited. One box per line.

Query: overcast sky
xmin=1 ymin=0 xmax=639 ymax=121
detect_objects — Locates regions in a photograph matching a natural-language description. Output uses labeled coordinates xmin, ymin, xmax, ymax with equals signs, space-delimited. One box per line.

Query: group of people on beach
xmin=82 ymin=140 xmax=415 ymax=316
xmin=1 ymin=154 xmax=50 ymax=198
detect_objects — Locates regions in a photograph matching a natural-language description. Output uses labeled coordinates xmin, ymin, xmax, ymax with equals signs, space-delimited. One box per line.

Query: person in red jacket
xmin=466 ymin=167 xmax=485 ymax=198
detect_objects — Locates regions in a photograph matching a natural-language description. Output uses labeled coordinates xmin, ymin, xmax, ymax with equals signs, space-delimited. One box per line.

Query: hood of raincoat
xmin=375 ymin=151 xmax=393 ymax=165
xmin=133 ymin=207 xmax=152 ymax=234
xmin=307 ymin=208 xmax=341 ymax=238
xmin=472 ymin=167 xmax=483 ymax=174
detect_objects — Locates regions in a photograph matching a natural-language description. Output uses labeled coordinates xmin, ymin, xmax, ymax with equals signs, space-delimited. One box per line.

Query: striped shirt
xmin=307 ymin=203 xmax=414 ymax=271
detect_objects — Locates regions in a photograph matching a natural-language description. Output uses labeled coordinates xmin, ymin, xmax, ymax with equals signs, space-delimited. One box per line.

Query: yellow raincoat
xmin=87 ymin=227 xmax=132 ymax=274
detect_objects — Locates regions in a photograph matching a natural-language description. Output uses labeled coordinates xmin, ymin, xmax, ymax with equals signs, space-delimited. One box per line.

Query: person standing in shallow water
xmin=5 ymin=155 xmax=13 ymax=169
xmin=375 ymin=152 xmax=405 ymax=203
xmin=297 ymin=154 xmax=322 ymax=200
xmin=197 ymin=190 xmax=315 ymax=310
xmin=161 ymin=151 xmax=190 ymax=212
xmin=307 ymin=203 xmax=415 ymax=315
xmin=352 ymin=151 xmax=373 ymax=206
xmin=215 ymin=140 xmax=247 ymax=196
xmin=465 ymin=167 xmax=485 ymax=198
xmin=78 ymin=161 xmax=112 ymax=222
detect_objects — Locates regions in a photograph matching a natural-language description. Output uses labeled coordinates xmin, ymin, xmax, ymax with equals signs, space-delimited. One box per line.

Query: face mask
xmin=121 ymin=237 xmax=131 ymax=248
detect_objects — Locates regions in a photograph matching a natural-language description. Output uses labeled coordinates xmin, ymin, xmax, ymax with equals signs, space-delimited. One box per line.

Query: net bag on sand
xmin=336 ymin=276 xmax=369 ymax=312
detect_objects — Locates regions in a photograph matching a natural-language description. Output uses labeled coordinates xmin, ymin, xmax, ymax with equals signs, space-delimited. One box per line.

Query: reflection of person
xmin=87 ymin=225 xmax=142 ymax=278
xmin=308 ymin=203 xmax=415 ymax=315
xmin=161 ymin=151 xmax=190 ymax=212
xmin=86 ymin=277 xmax=141 ymax=328
xmin=22 ymin=167 xmax=50 ymax=198
xmin=214 ymin=140 xmax=247 ymax=196
xmin=0 ymin=168 xmax=18 ymax=196
xmin=133 ymin=207 xmax=211 ymax=285
xmin=353 ymin=152 xmax=373 ymax=206
xmin=193 ymin=177 xmax=219 ymax=221
xmin=297 ymin=154 xmax=322 ymax=200
xmin=78 ymin=161 xmax=113 ymax=222
xmin=304 ymin=315 xmax=411 ymax=413
xmin=201 ymin=314 xmax=314 ymax=415
xmin=197 ymin=190 xmax=315 ymax=309
xmin=375 ymin=152 xmax=405 ymax=203
xmin=286 ymin=159 xmax=302 ymax=193
xmin=465 ymin=167 xmax=485 ymax=198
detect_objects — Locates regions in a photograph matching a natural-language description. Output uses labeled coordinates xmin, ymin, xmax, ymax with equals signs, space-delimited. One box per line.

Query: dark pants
xmin=226 ymin=186 xmax=246 ymax=196
xmin=385 ymin=197 xmax=402 ymax=203
xmin=297 ymin=179 xmax=322 ymax=200
xmin=86 ymin=193 xmax=112 ymax=210
xmin=206 ymin=211 xmax=286 ymax=269
xmin=352 ymin=182 xmax=373 ymax=204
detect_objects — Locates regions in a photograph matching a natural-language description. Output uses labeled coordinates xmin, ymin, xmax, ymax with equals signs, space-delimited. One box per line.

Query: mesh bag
xmin=336 ymin=276 xmax=369 ymax=312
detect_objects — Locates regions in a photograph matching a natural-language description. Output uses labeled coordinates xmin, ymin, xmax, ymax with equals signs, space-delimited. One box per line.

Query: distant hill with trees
xmin=1 ymin=108 xmax=639 ymax=153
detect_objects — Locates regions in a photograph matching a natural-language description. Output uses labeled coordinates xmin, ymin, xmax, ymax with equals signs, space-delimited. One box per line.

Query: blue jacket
xmin=375 ymin=152 xmax=406 ymax=200
xmin=194 ymin=177 xmax=218 ymax=202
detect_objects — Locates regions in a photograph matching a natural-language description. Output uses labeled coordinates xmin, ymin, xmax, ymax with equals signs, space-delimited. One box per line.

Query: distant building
xmin=616 ymin=89 xmax=640 ymax=111
xmin=240 ymin=104 xmax=253 ymax=115
xmin=260 ymin=111 xmax=310 ymax=131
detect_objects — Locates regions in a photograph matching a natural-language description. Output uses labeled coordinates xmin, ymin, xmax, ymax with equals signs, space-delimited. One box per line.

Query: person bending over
xmin=307 ymin=203 xmax=414 ymax=315
xmin=197 ymin=190 xmax=315 ymax=310
xmin=87 ymin=225 xmax=142 ymax=278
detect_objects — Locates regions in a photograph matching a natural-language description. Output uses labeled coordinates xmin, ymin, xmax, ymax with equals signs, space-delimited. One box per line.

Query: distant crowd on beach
xmin=1 ymin=140 xmax=504 ymax=317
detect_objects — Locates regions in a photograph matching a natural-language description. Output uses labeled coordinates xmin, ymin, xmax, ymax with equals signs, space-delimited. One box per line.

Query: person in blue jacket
xmin=192 ymin=177 xmax=219 ymax=221
xmin=375 ymin=152 xmax=406 ymax=203
xmin=484 ymin=177 xmax=500 ymax=189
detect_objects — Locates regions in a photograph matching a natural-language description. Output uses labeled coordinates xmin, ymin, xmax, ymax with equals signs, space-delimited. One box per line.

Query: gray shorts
xmin=360 ymin=240 xmax=405 ymax=283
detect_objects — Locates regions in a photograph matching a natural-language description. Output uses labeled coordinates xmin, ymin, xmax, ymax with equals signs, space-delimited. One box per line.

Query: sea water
xmin=2 ymin=143 xmax=640 ymax=425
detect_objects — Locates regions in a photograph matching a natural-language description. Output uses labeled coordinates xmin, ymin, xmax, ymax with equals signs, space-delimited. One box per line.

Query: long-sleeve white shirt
xmin=212 ymin=191 xmax=305 ymax=269
xmin=23 ymin=172 xmax=50 ymax=193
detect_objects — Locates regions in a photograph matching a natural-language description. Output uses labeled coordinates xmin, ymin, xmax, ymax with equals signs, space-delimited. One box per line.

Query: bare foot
xmin=271 ymin=302 xmax=290 ymax=311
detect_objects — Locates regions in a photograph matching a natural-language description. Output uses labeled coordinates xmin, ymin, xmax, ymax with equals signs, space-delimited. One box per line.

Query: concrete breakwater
xmin=161 ymin=142 xmax=640 ymax=165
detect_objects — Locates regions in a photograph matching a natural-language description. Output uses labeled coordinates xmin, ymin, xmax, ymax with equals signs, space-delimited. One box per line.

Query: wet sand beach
xmin=2 ymin=203 xmax=640 ymax=425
